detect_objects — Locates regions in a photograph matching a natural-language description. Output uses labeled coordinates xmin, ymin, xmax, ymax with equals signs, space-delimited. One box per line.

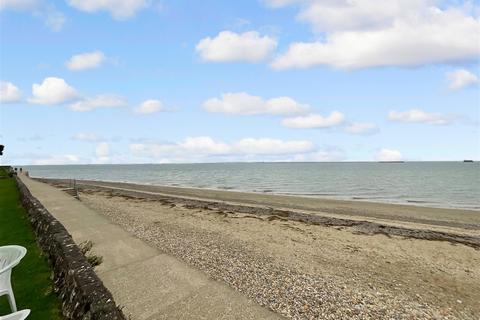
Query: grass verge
xmin=0 ymin=168 xmax=63 ymax=319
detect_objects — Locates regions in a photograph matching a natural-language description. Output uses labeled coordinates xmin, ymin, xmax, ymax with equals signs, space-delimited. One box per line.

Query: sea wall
xmin=14 ymin=175 xmax=125 ymax=320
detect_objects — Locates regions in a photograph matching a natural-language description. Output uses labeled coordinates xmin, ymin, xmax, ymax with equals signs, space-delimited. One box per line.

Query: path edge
xmin=14 ymin=172 xmax=126 ymax=320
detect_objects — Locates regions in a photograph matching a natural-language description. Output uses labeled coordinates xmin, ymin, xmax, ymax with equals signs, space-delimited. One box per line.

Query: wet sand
xmin=39 ymin=178 xmax=480 ymax=319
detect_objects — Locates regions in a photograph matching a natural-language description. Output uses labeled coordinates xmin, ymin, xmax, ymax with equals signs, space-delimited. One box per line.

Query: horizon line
xmin=2 ymin=160 xmax=478 ymax=166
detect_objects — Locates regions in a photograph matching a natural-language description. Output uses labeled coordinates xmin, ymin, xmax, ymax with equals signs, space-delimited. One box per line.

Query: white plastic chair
xmin=0 ymin=310 xmax=30 ymax=320
xmin=0 ymin=246 xmax=27 ymax=312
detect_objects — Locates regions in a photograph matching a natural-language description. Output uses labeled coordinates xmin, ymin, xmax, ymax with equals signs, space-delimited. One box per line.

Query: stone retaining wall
xmin=14 ymin=175 xmax=126 ymax=320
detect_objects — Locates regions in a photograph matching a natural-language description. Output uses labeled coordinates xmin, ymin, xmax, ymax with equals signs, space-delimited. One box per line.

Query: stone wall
xmin=14 ymin=175 xmax=126 ymax=320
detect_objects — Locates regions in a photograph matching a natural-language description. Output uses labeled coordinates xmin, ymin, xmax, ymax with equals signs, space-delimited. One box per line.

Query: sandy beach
xmin=40 ymin=178 xmax=480 ymax=319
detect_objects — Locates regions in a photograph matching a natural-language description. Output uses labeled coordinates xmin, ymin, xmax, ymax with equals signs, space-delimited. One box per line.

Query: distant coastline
xmin=378 ymin=161 xmax=405 ymax=163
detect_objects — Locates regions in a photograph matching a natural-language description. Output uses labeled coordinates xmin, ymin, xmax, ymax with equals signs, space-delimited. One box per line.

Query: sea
xmin=22 ymin=162 xmax=480 ymax=210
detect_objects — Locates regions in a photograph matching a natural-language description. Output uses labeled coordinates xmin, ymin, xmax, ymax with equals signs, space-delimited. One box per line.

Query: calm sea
xmin=23 ymin=162 xmax=480 ymax=210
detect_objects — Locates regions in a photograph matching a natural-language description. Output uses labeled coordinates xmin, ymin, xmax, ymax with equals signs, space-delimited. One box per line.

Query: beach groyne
xmin=14 ymin=174 xmax=126 ymax=320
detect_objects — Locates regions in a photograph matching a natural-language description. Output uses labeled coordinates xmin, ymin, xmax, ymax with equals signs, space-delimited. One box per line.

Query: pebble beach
xmin=44 ymin=179 xmax=480 ymax=319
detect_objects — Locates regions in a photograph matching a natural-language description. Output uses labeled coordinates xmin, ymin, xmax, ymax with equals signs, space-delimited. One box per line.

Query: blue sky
xmin=0 ymin=0 xmax=479 ymax=164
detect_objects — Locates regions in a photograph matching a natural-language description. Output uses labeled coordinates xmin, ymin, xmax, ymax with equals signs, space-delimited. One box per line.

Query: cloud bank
xmin=130 ymin=136 xmax=315 ymax=162
xmin=388 ymin=109 xmax=453 ymax=125
xmin=203 ymin=92 xmax=309 ymax=115
xmin=282 ymin=111 xmax=345 ymax=128
xmin=268 ymin=0 xmax=479 ymax=69
xmin=70 ymin=94 xmax=127 ymax=112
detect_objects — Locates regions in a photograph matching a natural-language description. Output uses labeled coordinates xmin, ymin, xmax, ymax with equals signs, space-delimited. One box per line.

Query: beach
xmin=36 ymin=178 xmax=480 ymax=319
xmin=4 ymin=1 xmax=479 ymax=318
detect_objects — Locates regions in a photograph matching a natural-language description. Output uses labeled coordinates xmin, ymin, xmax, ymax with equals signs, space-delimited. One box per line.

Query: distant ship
xmin=463 ymin=160 xmax=474 ymax=163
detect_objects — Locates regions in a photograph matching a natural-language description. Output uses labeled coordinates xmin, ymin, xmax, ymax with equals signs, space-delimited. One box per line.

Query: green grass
xmin=0 ymin=168 xmax=63 ymax=319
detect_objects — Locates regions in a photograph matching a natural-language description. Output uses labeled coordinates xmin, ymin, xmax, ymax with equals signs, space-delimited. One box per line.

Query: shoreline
xmin=38 ymin=178 xmax=480 ymax=246
xmin=36 ymin=177 xmax=480 ymax=231
xmin=27 ymin=176 xmax=480 ymax=213
xmin=29 ymin=175 xmax=480 ymax=211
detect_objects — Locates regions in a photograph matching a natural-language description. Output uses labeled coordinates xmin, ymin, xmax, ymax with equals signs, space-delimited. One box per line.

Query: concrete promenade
xmin=19 ymin=175 xmax=281 ymax=320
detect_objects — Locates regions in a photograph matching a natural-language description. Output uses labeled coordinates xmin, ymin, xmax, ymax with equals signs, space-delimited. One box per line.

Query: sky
xmin=0 ymin=0 xmax=479 ymax=165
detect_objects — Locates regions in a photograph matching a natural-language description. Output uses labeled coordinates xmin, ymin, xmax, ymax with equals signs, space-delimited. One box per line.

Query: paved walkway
xmin=20 ymin=175 xmax=281 ymax=320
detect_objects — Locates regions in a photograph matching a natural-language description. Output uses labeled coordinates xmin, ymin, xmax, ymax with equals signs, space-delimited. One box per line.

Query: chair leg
xmin=7 ymin=289 xmax=17 ymax=312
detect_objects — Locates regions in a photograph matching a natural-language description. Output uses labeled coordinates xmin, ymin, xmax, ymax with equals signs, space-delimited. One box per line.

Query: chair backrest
xmin=0 ymin=309 xmax=30 ymax=320
xmin=0 ymin=246 xmax=27 ymax=276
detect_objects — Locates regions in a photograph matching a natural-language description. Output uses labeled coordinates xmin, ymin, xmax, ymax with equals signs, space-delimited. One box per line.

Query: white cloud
xmin=72 ymin=133 xmax=101 ymax=142
xmin=203 ymin=92 xmax=309 ymax=115
xmin=134 ymin=99 xmax=165 ymax=114
xmin=67 ymin=0 xmax=148 ymax=19
xmin=0 ymin=81 xmax=22 ymax=103
xmin=270 ymin=3 xmax=480 ymax=69
xmin=282 ymin=111 xmax=345 ymax=128
xmin=130 ymin=137 xmax=230 ymax=159
xmin=28 ymin=77 xmax=79 ymax=105
xmin=33 ymin=154 xmax=80 ymax=165
xmin=130 ymin=136 xmax=315 ymax=161
xmin=178 ymin=137 xmax=231 ymax=155
xmin=375 ymin=148 xmax=403 ymax=162
xmin=66 ymin=51 xmax=106 ymax=71
xmin=345 ymin=122 xmax=379 ymax=134
xmin=196 ymin=31 xmax=277 ymax=62
xmin=28 ymin=77 xmax=127 ymax=112
xmin=388 ymin=109 xmax=453 ymax=125
xmin=69 ymin=94 xmax=127 ymax=112
xmin=447 ymin=69 xmax=479 ymax=90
